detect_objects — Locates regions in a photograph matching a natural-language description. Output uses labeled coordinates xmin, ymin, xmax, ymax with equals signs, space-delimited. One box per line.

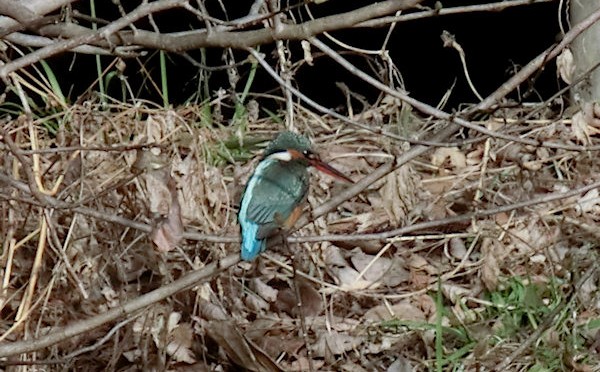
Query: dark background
xmin=43 ymin=0 xmax=563 ymax=113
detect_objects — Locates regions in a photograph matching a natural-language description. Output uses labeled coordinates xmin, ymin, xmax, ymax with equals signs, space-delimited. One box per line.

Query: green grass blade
xmin=89 ymin=0 xmax=106 ymax=104
xmin=160 ymin=50 xmax=169 ymax=107
xmin=39 ymin=59 xmax=65 ymax=105
xmin=435 ymin=278 xmax=444 ymax=372
xmin=232 ymin=52 xmax=259 ymax=130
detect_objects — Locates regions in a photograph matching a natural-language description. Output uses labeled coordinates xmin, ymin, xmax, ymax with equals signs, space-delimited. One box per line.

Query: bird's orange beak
xmin=310 ymin=158 xmax=354 ymax=183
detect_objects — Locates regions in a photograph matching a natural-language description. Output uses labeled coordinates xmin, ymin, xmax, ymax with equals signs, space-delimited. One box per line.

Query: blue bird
xmin=238 ymin=131 xmax=353 ymax=261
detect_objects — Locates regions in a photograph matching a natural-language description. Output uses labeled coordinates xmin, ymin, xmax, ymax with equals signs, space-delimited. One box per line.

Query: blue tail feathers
xmin=240 ymin=221 xmax=266 ymax=261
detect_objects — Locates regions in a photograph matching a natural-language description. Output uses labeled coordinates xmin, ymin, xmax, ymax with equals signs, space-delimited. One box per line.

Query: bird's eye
xmin=303 ymin=150 xmax=314 ymax=159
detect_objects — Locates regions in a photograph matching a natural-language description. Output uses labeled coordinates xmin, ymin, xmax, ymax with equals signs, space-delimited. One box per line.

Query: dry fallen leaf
xmin=557 ymin=48 xmax=574 ymax=84
xmin=245 ymin=292 xmax=270 ymax=314
xmin=206 ymin=320 xmax=282 ymax=372
xmin=407 ymin=254 xmax=429 ymax=270
xmin=132 ymin=310 xmax=197 ymax=365
xmin=387 ymin=357 xmax=414 ymax=372
xmin=287 ymin=358 xmax=326 ymax=372
xmin=350 ymin=249 xmax=391 ymax=282
xmin=480 ymin=237 xmax=501 ymax=291
xmin=575 ymin=189 xmax=600 ymax=215
xmin=364 ymin=335 xmax=403 ymax=354
xmin=339 ymin=361 xmax=370 ymax=372
xmin=382 ymin=257 xmax=410 ymax=287
xmin=166 ymin=322 xmax=196 ymax=364
xmin=174 ymin=148 xmax=229 ymax=231
xmin=151 ymin=175 xmax=184 ymax=252
xmin=409 ymin=270 xmax=432 ymax=290
xmin=379 ymin=164 xmax=418 ymax=225
xmin=449 ymin=237 xmax=468 ymax=260
xmin=295 ymin=277 xmax=323 ymax=317
xmin=431 ymin=147 xmax=467 ymax=169
xmin=256 ymin=332 xmax=305 ymax=358
xmin=245 ymin=319 xmax=305 ymax=358
xmin=579 ymin=269 xmax=598 ymax=306
xmin=312 ymin=330 xmax=362 ymax=358
xmin=353 ymin=210 xmax=391 ymax=233
xmin=466 ymin=145 xmax=484 ymax=166
xmin=414 ymin=294 xmax=436 ymax=318
xmin=407 ymin=254 xmax=438 ymax=275
xmin=198 ymin=300 xmax=228 ymax=321
xmin=143 ymin=168 xmax=171 ymax=215
xmin=275 ymin=278 xmax=323 ymax=317
xmin=324 ymin=245 xmax=349 ymax=267
xmin=441 ymin=284 xmax=470 ymax=304
xmin=364 ymin=300 xmax=426 ymax=322
xmin=508 ymin=218 xmax=559 ymax=256
xmin=331 ymin=266 xmax=375 ymax=290
xmin=572 ymin=111 xmax=590 ymax=145
xmin=571 ymin=107 xmax=600 ymax=145
xmin=252 ymin=278 xmax=278 ymax=303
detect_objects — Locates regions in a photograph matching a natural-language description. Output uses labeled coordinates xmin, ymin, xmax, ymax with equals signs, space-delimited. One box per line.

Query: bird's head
xmin=264 ymin=131 xmax=353 ymax=183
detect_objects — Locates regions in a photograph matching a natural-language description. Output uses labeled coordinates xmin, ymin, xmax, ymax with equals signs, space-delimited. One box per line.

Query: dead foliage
xmin=1 ymin=99 xmax=600 ymax=371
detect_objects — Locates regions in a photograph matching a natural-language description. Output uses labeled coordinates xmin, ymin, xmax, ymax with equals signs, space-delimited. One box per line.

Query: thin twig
xmin=357 ymin=0 xmax=554 ymax=28
xmin=294 ymin=177 xmax=600 ymax=243
xmin=286 ymin=236 xmax=315 ymax=372
xmin=248 ymin=47 xmax=463 ymax=148
xmin=441 ymin=30 xmax=484 ymax=102
xmin=472 ymin=5 xmax=600 ymax=113
xmin=0 ymin=173 xmax=237 ymax=243
xmin=43 ymin=209 xmax=89 ymax=299
xmin=1 ymin=113 xmax=50 ymax=206
xmin=15 ymin=142 xmax=160 ymax=155
xmin=0 ymin=0 xmax=188 ymax=79
xmin=5 ymin=168 xmax=600 ymax=247
xmin=0 ymin=254 xmax=240 ymax=357
xmin=310 ymin=34 xmax=600 ymax=152
xmin=2 ymin=0 xmax=422 ymax=56
xmin=0 ymin=316 xmax=136 ymax=366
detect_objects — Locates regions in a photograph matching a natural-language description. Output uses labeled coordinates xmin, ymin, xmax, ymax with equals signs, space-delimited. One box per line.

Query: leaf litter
xmin=1 ymin=99 xmax=600 ymax=370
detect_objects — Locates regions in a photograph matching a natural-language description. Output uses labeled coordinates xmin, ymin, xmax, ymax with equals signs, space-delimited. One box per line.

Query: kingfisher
xmin=238 ymin=131 xmax=353 ymax=261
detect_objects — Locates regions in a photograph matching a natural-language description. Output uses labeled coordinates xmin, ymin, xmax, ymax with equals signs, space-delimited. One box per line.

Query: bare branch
xmin=148 ymin=0 xmax=421 ymax=50
xmin=247 ymin=48 xmax=460 ymax=147
xmin=0 ymin=0 xmax=75 ymax=26
xmin=3 ymin=32 xmax=114 ymax=54
xmin=294 ymin=177 xmax=600 ymax=243
xmin=0 ymin=172 xmax=238 ymax=243
xmin=309 ymin=30 xmax=598 ymax=151
xmin=0 ymin=253 xmax=240 ymax=358
xmin=0 ymin=0 xmax=188 ymax=79
xmin=357 ymin=0 xmax=555 ymax=28
xmin=472 ymin=5 xmax=600 ymax=113
xmin=1 ymin=0 xmax=422 ymax=57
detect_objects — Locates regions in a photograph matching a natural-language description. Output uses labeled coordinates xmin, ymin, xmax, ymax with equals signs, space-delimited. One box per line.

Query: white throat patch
xmin=267 ymin=151 xmax=293 ymax=162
